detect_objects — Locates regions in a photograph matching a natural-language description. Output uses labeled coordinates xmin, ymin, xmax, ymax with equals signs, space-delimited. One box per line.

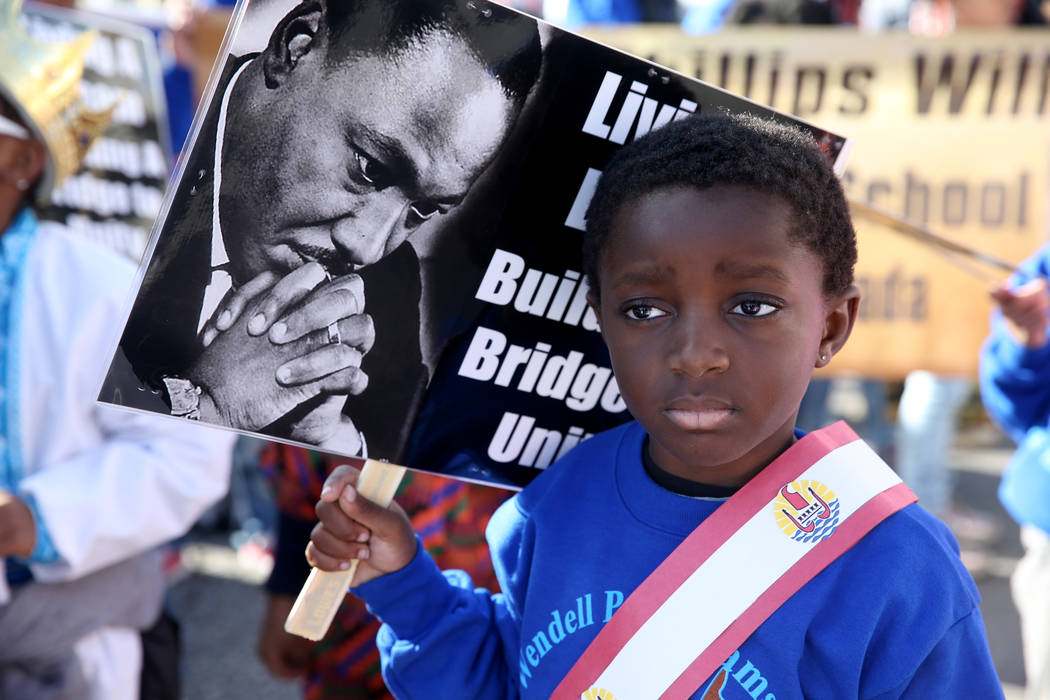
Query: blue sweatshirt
xmin=979 ymin=244 xmax=1050 ymax=533
xmin=353 ymin=421 xmax=1001 ymax=699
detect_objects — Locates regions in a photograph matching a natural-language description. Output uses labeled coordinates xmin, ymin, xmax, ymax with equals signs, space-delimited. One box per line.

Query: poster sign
xmin=99 ymin=0 xmax=847 ymax=489
xmin=584 ymin=26 xmax=1050 ymax=379
xmin=22 ymin=2 xmax=171 ymax=260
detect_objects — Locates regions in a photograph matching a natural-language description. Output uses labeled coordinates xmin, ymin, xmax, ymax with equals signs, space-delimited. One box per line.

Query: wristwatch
xmin=161 ymin=376 xmax=202 ymax=420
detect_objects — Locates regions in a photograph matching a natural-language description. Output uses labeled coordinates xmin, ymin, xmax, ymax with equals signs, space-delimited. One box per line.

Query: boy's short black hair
xmin=582 ymin=112 xmax=857 ymax=300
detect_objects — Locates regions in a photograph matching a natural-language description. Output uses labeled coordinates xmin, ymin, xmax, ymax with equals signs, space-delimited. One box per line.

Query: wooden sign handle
xmin=283 ymin=459 xmax=407 ymax=641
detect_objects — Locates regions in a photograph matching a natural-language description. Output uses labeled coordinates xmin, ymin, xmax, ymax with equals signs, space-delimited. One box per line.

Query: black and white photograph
xmin=99 ymin=0 xmax=849 ymax=489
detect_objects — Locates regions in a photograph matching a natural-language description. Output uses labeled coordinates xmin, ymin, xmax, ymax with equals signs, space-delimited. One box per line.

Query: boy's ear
xmin=586 ymin=292 xmax=603 ymax=334
xmin=262 ymin=0 xmax=325 ymax=89
xmin=816 ymin=285 xmax=861 ymax=368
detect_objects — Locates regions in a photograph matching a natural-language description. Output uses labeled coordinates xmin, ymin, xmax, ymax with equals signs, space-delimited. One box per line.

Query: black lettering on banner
xmin=914 ymin=53 xmax=980 ymax=114
xmin=840 ymin=66 xmax=874 ymax=115
xmin=792 ymin=65 xmax=826 ymax=116
xmin=856 ymin=269 xmax=928 ymax=322
xmin=913 ymin=49 xmax=1050 ymax=116
xmin=848 ymin=169 xmax=1030 ymax=229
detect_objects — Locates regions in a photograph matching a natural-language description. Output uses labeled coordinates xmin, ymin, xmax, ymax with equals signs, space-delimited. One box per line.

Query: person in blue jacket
xmin=979 ymin=244 xmax=1050 ymax=700
xmin=306 ymin=113 xmax=1001 ymax=699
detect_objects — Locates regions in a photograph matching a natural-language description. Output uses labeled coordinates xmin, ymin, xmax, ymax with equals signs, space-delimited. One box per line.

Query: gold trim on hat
xmin=0 ymin=0 xmax=117 ymax=201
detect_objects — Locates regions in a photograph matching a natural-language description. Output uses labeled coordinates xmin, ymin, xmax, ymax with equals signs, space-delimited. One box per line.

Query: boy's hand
xmin=990 ymin=278 xmax=1050 ymax=349
xmin=306 ymin=465 xmax=417 ymax=587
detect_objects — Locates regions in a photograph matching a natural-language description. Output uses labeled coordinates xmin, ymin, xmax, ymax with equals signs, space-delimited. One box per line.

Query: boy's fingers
xmin=310 ymin=500 xmax=369 ymax=542
xmin=305 ymin=541 xmax=356 ymax=572
xmin=336 ymin=486 xmax=405 ymax=539
xmin=314 ymin=497 xmax=359 ymax=540
xmin=319 ymin=464 xmax=360 ymax=502
xmin=309 ymin=522 xmax=369 ymax=562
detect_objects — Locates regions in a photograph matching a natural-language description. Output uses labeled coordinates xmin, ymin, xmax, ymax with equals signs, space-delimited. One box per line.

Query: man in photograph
xmin=105 ymin=0 xmax=542 ymax=456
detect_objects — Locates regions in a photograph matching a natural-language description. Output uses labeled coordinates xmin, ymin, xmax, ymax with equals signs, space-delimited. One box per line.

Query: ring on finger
xmin=327 ymin=321 xmax=341 ymax=345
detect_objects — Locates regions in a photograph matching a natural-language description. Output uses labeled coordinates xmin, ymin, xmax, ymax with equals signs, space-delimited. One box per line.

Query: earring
xmin=819 ymin=353 xmax=828 ymax=362
xmin=15 ymin=178 xmax=28 ymax=191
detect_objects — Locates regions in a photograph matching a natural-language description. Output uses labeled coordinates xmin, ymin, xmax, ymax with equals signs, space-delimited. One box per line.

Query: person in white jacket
xmin=0 ymin=2 xmax=234 ymax=697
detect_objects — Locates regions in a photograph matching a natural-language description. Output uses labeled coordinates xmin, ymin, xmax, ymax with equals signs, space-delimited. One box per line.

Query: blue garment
xmin=550 ymin=0 xmax=641 ymax=27
xmin=681 ymin=0 xmax=735 ymax=34
xmin=979 ymin=244 xmax=1050 ymax=534
xmin=1 ymin=210 xmax=59 ymax=585
xmin=544 ymin=0 xmax=680 ymax=28
xmin=354 ymin=421 xmax=1001 ymax=699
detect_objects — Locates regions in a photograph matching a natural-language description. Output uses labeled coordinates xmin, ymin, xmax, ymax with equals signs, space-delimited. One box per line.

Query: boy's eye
xmin=624 ymin=304 xmax=668 ymax=321
xmin=730 ymin=300 xmax=778 ymax=317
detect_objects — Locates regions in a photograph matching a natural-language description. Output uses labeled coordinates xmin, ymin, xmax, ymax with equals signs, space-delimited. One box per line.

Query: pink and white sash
xmin=553 ymin=421 xmax=917 ymax=700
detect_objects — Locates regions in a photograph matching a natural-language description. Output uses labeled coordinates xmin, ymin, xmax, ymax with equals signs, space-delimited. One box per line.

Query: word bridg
xmin=659 ymin=43 xmax=1050 ymax=119
xmin=457 ymin=326 xmax=625 ymax=414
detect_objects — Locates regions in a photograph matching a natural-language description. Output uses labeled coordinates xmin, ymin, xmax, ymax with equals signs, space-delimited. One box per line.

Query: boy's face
xmin=591 ymin=184 xmax=858 ymax=487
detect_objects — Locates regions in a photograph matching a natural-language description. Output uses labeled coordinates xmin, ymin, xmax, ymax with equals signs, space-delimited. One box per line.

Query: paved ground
xmin=170 ymin=572 xmax=299 ymax=700
xmin=170 ymin=419 xmax=1032 ymax=699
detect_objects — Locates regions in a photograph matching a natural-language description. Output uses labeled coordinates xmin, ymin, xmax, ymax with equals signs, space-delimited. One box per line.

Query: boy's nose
xmin=331 ymin=193 xmax=412 ymax=267
xmin=668 ymin=312 xmax=729 ymax=378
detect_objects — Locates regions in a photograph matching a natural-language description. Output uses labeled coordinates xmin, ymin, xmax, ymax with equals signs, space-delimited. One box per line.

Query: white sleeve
xmin=20 ymin=406 xmax=234 ymax=582
xmin=14 ymin=230 xmax=235 ymax=582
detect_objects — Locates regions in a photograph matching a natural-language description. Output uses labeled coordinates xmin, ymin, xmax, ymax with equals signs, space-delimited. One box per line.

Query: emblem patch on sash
xmin=581 ymin=687 xmax=619 ymax=700
xmin=773 ymin=480 xmax=841 ymax=543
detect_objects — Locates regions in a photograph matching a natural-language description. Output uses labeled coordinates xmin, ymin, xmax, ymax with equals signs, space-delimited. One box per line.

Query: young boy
xmin=306 ymin=113 xmax=1002 ymax=698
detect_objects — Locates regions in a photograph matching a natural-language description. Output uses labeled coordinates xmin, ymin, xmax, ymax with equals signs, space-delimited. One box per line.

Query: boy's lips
xmin=663 ymin=397 xmax=737 ymax=431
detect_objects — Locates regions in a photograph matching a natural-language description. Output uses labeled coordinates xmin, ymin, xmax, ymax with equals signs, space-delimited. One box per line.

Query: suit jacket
xmin=101 ymin=56 xmax=427 ymax=461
